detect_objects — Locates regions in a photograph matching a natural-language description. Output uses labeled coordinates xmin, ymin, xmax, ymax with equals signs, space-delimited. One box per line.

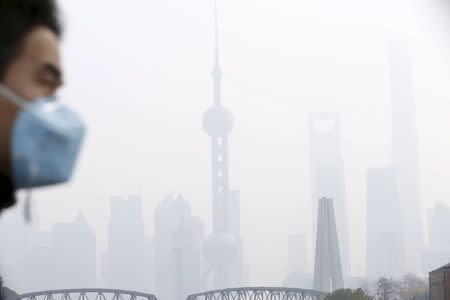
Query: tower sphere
xmin=202 ymin=105 xmax=234 ymax=137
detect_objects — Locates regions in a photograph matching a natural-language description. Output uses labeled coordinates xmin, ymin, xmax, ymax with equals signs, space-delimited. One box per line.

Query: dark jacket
xmin=0 ymin=175 xmax=15 ymax=214
xmin=1 ymin=287 xmax=18 ymax=300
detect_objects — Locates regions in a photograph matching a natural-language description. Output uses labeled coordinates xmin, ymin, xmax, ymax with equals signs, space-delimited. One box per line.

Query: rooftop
xmin=429 ymin=263 xmax=450 ymax=274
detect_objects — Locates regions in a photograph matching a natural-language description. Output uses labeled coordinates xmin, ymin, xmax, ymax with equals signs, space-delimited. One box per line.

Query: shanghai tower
xmin=389 ymin=39 xmax=423 ymax=273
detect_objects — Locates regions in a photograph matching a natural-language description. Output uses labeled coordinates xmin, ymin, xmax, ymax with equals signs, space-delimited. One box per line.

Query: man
xmin=0 ymin=0 xmax=85 ymax=211
xmin=0 ymin=0 xmax=85 ymax=295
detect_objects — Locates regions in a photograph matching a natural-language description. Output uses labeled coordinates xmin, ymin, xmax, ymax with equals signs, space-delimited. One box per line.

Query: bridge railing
xmin=16 ymin=288 xmax=158 ymax=300
xmin=186 ymin=287 xmax=328 ymax=300
xmin=16 ymin=287 xmax=327 ymax=300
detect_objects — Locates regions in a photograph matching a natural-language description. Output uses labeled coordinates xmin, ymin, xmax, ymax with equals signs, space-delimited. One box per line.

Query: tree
xmin=399 ymin=273 xmax=428 ymax=300
xmin=358 ymin=278 xmax=372 ymax=296
xmin=375 ymin=277 xmax=400 ymax=300
xmin=402 ymin=273 xmax=426 ymax=290
xmin=325 ymin=288 xmax=373 ymax=300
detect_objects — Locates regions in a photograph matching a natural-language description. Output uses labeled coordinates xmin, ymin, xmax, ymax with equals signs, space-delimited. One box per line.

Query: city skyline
xmin=1 ymin=0 xmax=450 ymax=289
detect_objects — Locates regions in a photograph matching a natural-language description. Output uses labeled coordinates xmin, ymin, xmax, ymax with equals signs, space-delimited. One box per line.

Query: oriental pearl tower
xmin=202 ymin=0 xmax=242 ymax=289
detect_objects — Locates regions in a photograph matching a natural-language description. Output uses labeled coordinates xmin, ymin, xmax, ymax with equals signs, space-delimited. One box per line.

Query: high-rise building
xmin=101 ymin=195 xmax=154 ymax=292
xmin=22 ymin=232 xmax=51 ymax=292
xmin=389 ymin=39 xmax=423 ymax=273
xmin=202 ymin=0 xmax=242 ymax=289
xmin=0 ymin=201 xmax=42 ymax=292
xmin=313 ymin=197 xmax=344 ymax=292
xmin=287 ymin=234 xmax=308 ymax=274
xmin=23 ymin=213 xmax=97 ymax=290
xmin=48 ymin=214 xmax=97 ymax=288
xmin=309 ymin=113 xmax=350 ymax=278
xmin=423 ymin=203 xmax=450 ymax=272
xmin=283 ymin=234 xmax=312 ymax=289
xmin=428 ymin=203 xmax=450 ymax=250
xmin=366 ymin=167 xmax=404 ymax=279
xmin=155 ymin=194 xmax=204 ymax=300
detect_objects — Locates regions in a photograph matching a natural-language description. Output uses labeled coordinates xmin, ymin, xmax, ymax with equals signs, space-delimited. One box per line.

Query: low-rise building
xmin=429 ymin=263 xmax=450 ymax=300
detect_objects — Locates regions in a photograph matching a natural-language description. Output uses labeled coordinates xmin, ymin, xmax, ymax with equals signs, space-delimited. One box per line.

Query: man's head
xmin=0 ymin=0 xmax=62 ymax=177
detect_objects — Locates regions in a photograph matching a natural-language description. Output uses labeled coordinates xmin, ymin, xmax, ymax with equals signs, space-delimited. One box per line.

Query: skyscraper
xmin=0 ymin=202 xmax=40 ymax=292
xmin=428 ymin=203 xmax=450 ymax=251
xmin=287 ymin=234 xmax=308 ymax=274
xmin=283 ymin=234 xmax=312 ymax=289
xmin=313 ymin=197 xmax=344 ymax=293
xmin=101 ymin=195 xmax=154 ymax=292
xmin=155 ymin=194 xmax=205 ymax=300
xmin=202 ymin=0 xmax=242 ymax=289
xmin=366 ymin=167 xmax=404 ymax=278
xmin=423 ymin=203 xmax=450 ymax=272
xmin=309 ymin=113 xmax=350 ymax=278
xmin=23 ymin=213 xmax=97 ymax=290
xmin=49 ymin=214 xmax=97 ymax=288
xmin=389 ymin=39 xmax=423 ymax=273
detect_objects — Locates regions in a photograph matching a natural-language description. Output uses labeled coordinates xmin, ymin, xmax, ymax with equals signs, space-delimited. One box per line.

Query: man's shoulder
xmin=1 ymin=286 xmax=19 ymax=300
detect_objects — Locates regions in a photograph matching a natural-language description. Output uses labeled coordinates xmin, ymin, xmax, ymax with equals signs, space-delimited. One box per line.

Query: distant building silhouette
xmin=282 ymin=272 xmax=313 ymax=290
xmin=288 ymin=234 xmax=308 ymax=274
xmin=423 ymin=203 xmax=450 ymax=272
xmin=23 ymin=213 xmax=96 ymax=290
xmin=101 ymin=195 xmax=153 ymax=292
xmin=366 ymin=167 xmax=404 ymax=278
xmin=22 ymin=232 xmax=51 ymax=291
xmin=428 ymin=203 xmax=450 ymax=250
xmin=283 ymin=234 xmax=311 ymax=289
xmin=313 ymin=197 xmax=344 ymax=293
xmin=155 ymin=194 xmax=204 ymax=300
xmin=389 ymin=39 xmax=423 ymax=273
xmin=0 ymin=201 xmax=41 ymax=292
xmin=202 ymin=0 xmax=243 ymax=289
xmin=49 ymin=214 xmax=97 ymax=288
xmin=309 ymin=113 xmax=350 ymax=278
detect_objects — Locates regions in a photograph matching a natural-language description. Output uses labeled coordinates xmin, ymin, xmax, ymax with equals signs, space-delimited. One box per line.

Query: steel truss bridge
xmin=187 ymin=287 xmax=327 ymax=300
xmin=16 ymin=289 xmax=157 ymax=300
xmin=16 ymin=287 xmax=327 ymax=300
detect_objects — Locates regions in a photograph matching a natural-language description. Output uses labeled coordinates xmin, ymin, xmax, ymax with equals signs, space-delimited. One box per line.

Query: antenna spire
xmin=212 ymin=0 xmax=222 ymax=105
xmin=214 ymin=0 xmax=219 ymax=65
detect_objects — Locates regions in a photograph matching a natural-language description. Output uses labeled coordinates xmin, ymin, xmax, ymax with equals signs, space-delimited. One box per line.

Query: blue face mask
xmin=0 ymin=84 xmax=86 ymax=189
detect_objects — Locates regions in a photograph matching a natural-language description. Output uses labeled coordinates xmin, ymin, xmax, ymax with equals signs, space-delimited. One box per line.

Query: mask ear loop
xmin=0 ymin=84 xmax=30 ymax=108
xmin=24 ymin=161 xmax=38 ymax=223
xmin=24 ymin=190 xmax=32 ymax=223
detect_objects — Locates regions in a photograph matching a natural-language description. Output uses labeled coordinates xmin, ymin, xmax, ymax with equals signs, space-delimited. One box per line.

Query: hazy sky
xmin=2 ymin=0 xmax=450 ymax=286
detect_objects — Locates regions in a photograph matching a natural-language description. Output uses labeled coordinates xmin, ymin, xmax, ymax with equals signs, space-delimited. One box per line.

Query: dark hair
xmin=0 ymin=0 xmax=62 ymax=80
